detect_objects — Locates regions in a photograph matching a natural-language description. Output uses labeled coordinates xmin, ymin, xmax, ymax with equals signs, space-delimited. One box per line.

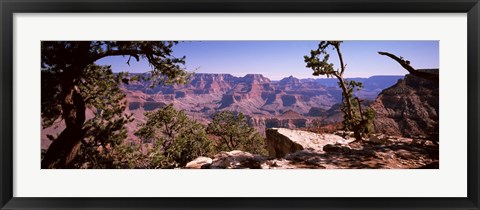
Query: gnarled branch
xmin=378 ymin=51 xmax=438 ymax=81
xmin=93 ymin=49 xmax=140 ymax=63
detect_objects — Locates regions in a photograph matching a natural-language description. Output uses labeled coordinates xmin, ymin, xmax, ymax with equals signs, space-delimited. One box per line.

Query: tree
xmin=41 ymin=41 xmax=189 ymax=168
xmin=206 ymin=111 xmax=267 ymax=155
xmin=378 ymin=51 xmax=439 ymax=81
xmin=71 ymin=65 xmax=133 ymax=168
xmin=135 ymin=104 xmax=213 ymax=168
xmin=304 ymin=41 xmax=375 ymax=141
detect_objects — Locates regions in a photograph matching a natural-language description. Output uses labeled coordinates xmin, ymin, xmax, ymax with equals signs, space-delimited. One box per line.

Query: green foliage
xmin=304 ymin=41 xmax=343 ymax=77
xmin=69 ymin=65 xmax=133 ymax=168
xmin=41 ymin=41 xmax=189 ymax=127
xmin=362 ymin=108 xmax=376 ymax=134
xmin=340 ymin=80 xmax=361 ymax=130
xmin=207 ymin=111 xmax=267 ymax=155
xmin=110 ymin=142 xmax=146 ymax=169
xmin=41 ymin=41 xmax=189 ymax=84
xmin=41 ymin=41 xmax=190 ymax=168
xmin=135 ymin=104 xmax=213 ymax=168
xmin=304 ymin=41 xmax=375 ymax=140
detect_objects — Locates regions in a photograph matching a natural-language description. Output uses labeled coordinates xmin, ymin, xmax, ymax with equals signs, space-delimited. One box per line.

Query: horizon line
xmin=124 ymin=72 xmax=418 ymax=80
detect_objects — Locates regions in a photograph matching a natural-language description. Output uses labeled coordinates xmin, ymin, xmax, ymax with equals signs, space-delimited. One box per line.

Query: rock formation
xmin=370 ymin=70 xmax=439 ymax=140
xmin=185 ymin=128 xmax=438 ymax=169
xmin=265 ymin=128 xmax=349 ymax=158
xmin=122 ymin=73 xmax=401 ymax=116
xmin=184 ymin=151 xmax=266 ymax=169
xmin=185 ymin=156 xmax=213 ymax=169
xmin=210 ymin=150 xmax=267 ymax=169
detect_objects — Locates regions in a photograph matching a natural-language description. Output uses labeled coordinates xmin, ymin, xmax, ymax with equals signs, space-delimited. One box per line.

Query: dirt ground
xmin=270 ymin=136 xmax=439 ymax=169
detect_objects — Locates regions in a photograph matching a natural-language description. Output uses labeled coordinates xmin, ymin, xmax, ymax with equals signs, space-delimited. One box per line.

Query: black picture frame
xmin=1 ymin=0 xmax=479 ymax=209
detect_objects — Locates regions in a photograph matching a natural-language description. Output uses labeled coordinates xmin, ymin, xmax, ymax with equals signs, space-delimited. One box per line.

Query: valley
xmin=39 ymin=41 xmax=440 ymax=170
xmin=122 ymin=73 xmax=403 ymax=135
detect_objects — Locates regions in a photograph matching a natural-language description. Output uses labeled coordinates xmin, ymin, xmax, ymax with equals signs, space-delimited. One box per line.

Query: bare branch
xmin=378 ymin=51 xmax=438 ymax=81
xmin=126 ymin=55 xmax=132 ymax=66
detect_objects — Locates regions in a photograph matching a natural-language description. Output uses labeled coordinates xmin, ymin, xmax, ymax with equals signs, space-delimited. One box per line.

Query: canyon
xmin=122 ymin=73 xmax=403 ymax=135
xmin=42 ymin=71 xmax=440 ymax=150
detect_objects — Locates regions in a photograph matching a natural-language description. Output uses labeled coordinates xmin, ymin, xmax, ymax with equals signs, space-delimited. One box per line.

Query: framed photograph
xmin=1 ymin=0 xmax=479 ymax=209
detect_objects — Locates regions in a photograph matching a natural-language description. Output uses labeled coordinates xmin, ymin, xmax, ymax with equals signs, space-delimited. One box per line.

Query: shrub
xmin=207 ymin=111 xmax=267 ymax=155
xmin=135 ymin=104 xmax=213 ymax=168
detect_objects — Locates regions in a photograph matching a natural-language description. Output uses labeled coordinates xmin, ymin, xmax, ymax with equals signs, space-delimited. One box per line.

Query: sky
xmin=96 ymin=41 xmax=439 ymax=80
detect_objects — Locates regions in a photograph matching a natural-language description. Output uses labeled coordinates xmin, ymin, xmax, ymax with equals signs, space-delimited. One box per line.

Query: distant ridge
xmin=120 ymin=72 xmax=405 ymax=118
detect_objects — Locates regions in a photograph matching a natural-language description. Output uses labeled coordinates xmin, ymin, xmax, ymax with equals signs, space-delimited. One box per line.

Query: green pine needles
xmin=135 ymin=104 xmax=213 ymax=168
xmin=304 ymin=41 xmax=375 ymax=141
xmin=207 ymin=111 xmax=267 ymax=156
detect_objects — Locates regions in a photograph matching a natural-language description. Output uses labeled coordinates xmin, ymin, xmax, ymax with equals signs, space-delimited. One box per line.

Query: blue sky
xmin=96 ymin=41 xmax=439 ymax=80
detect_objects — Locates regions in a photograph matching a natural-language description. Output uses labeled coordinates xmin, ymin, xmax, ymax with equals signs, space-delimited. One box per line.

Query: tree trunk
xmin=336 ymin=76 xmax=354 ymax=122
xmin=331 ymin=42 xmax=363 ymax=141
xmin=41 ymin=84 xmax=86 ymax=169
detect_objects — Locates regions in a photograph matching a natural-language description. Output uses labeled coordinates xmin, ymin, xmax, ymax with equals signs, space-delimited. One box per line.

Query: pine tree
xmin=304 ymin=41 xmax=375 ymax=141
xmin=41 ymin=41 xmax=189 ymax=168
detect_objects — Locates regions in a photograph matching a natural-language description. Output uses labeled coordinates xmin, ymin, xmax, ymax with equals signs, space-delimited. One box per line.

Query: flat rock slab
xmin=266 ymin=128 xmax=350 ymax=158
xmin=185 ymin=156 xmax=213 ymax=169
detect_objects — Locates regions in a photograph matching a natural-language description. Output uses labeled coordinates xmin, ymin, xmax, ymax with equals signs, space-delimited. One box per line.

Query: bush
xmin=207 ymin=111 xmax=267 ymax=155
xmin=135 ymin=104 xmax=213 ymax=168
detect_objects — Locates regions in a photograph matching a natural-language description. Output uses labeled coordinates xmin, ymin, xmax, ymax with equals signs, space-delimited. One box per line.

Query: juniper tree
xmin=71 ymin=64 xmax=132 ymax=168
xmin=304 ymin=41 xmax=375 ymax=141
xmin=206 ymin=111 xmax=267 ymax=155
xmin=41 ymin=41 xmax=189 ymax=168
xmin=135 ymin=104 xmax=213 ymax=168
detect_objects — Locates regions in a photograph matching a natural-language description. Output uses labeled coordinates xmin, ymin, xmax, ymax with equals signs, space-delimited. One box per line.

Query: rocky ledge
xmin=185 ymin=128 xmax=439 ymax=169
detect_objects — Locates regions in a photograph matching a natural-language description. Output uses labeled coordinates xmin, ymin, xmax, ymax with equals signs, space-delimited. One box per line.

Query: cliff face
xmin=370 ymin=70 xmax=439 ymax=140
xmin=116 ymin=73 xmax=406 ymax=138
xmin=122 ymin=73 xmax=403 ymax=115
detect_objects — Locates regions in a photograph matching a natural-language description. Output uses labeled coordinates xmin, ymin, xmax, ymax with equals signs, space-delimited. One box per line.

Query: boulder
xmin=185 ymin=156 xmax=212 ymax=169
xmin=265 ymin=128 xmax=349 ymax=158
xmin=209 ymin=150 xmax=267 ymax=169
xmin=261 ymin=159 xmax=298 ymax=169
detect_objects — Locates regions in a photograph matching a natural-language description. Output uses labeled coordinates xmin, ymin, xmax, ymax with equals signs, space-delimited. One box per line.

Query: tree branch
xmin=93 ymin=49 xmax=141 ymax=63
xmin=378 ymin=51 xmax=438 ymax=81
